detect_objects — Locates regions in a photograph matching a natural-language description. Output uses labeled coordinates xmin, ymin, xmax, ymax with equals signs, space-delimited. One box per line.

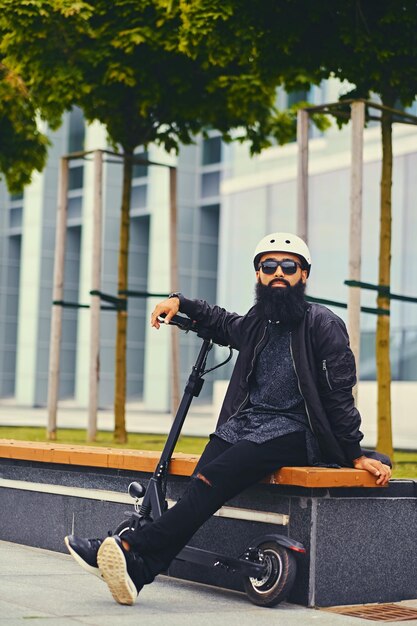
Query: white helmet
xmin=253 ymin=232 xmax=312 ymax=275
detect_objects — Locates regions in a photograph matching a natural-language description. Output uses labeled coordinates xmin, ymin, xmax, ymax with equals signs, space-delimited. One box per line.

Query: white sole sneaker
xmin=97 ymin=537 xmax=138 ymax=605
xmin=64 ymin=536 xmax=104 ymax=580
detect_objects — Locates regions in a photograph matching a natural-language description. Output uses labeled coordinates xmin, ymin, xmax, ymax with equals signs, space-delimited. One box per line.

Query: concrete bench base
xmin=0 ymin=441 xmax=416 ymax=607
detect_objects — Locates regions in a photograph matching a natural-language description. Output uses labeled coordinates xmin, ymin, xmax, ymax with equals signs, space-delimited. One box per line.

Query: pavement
xmin=3 ymin=540 xmax=417 ymax=626
xmin=1 ymin=404 xmax=416 ymax=623
xmin=0 ymin=399 xmax=215 ymax=438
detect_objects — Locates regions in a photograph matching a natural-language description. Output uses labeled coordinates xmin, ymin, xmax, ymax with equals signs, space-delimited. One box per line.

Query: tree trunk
xmin=47 ymin=157 xmax=69 ymax=441
xmin=169 ymin=167 xmax=180 ymax=417
xmin=376 ymin=103 xmax=394 ymax=459
xmin=114 ymin=150 xmax=133 ymax=444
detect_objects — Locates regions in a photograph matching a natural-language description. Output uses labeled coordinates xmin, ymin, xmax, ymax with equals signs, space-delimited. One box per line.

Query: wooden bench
xmin=0 ymin=438 xmax=384 ymax=488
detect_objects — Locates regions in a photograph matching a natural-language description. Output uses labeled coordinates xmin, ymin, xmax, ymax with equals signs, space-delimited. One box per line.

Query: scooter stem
xmin=156 ymin=338 xmax=212 ymax=471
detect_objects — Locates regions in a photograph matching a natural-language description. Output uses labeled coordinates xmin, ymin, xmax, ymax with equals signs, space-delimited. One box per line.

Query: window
xmin=68 ymin=166 xmax=84 ymax=190
xmin=9 ymin=207 xmax=23 ymax=229
xmin=67 ymin=195 xmax=82 ymax=220
xmin=132 ymin=151 xmax=148 ymax=179
xmin=202 ymin=136 xmax=222 ymax=165
xmin=131 ymin=185 xmax=147 ymax=209
xmin=8 ymin=194 xmax=23 ymax=230
xmin=68 ymin=107 xmax=85 ymax=153
xmin=201 ymin=172 xmax=220 ymax=198
xmin=9 ymin=192 xmax=23 ymax=201
xmin=287 ymin=89 xmax=309 ymax=108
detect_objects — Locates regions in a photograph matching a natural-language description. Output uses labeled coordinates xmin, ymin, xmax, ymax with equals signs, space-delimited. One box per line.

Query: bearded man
xmin=65 ymin=232 xmax=391 ymax=605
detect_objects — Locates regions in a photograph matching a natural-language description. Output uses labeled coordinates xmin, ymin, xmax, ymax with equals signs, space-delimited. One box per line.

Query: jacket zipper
xmin=289 ymin=332 xmax=315 ymax=435
xmin=322 ymin=359 xmax=333 ymax=390
xmin=226 ymin=323 xmax=269 ymax=422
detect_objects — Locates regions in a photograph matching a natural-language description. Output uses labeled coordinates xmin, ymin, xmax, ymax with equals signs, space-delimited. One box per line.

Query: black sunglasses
xmin=258 ymin=259 xmax=302 ymax=275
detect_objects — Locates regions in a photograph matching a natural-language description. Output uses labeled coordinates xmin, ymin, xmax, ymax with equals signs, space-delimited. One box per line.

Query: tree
xmin=0 ymin=62 xmax=49 ymax=193
xmin=179 ymin=0 xmax=417 ymax=459
xmin=309 ymin=1 xmax=417 ymax=459
xmin=0 ymin=0 xmax=329 ymax=442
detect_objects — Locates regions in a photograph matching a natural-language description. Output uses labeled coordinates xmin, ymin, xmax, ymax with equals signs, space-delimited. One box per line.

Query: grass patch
xmin=391 ymin=450 xmax=417 ymax=478
xmin=0 ymin=426 xmax=208 ymax=454
xmin=0 ymin=426 xmax=416 ymax=477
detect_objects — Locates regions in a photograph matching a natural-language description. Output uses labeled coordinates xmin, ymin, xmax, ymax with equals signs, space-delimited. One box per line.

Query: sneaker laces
xmin=88 ymin=538 xmax=103 ymax=550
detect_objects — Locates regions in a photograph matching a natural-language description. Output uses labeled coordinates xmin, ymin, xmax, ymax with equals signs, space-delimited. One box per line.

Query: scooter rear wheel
xmin=114 ymin=521 xmax=132 ymax=537
xmin=114 ymin=515 xmax=152 ymax=538
xmin=243 ymin=540 xmax=297 ymax=607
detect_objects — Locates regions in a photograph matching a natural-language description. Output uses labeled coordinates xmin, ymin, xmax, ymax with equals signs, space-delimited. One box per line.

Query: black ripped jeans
xmin=121 ymin=430 xmax=308 ymax=581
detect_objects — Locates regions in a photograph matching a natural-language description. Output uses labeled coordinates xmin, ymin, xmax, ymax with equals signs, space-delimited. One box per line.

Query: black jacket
xmin=178 ymin=295 xmax=364 ymax=467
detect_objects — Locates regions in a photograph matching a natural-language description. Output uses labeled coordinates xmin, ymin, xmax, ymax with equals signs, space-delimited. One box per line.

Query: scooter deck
xmin=176 ymin=545 xmax=266 ymax=577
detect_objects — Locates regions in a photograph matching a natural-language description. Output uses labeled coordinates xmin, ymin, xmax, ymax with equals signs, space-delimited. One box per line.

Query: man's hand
xmin=150 ymin=297 xmax=180 ymax=329
xmin=352 ymin=455 xmax=392 ymax=486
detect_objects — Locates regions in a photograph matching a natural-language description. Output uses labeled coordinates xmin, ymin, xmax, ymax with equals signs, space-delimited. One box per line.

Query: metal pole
xmin=348 ymin=101 xmax=365 ymax=402
xmin=169 ymin=166 xmax=180 ymax=417
xmin=88 ymin=150 xmax=103 ymax=441
xmin=297 ymin=109 xmax=309 ymax=243
xmin=47 ymin=157 xmax=69 ymax=440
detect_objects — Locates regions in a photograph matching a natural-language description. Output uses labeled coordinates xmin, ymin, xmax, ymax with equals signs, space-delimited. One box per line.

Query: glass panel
xmin=9 ymin=207 xmax=23 ymax=228
xmin=405 ymin=100 xmax=417 ymax=115
xmin=68 ymin=106 xmax=85 ymax=153
xmin=132 ymin=151 xmax=148 ymax=178
xmin=198 ymin=242 xmax=218 ymax=272
xmin=392 ymin=99 xmax=417 ymax=122
xmin=360 ymin=328 xmax=417 ymax=382
xmin=9 ymin=192 xmax=23 ymax=202
xmin=67 ymin=195 xmax=82 ymax=219
xmin=287 ymin=89 xmax=309 ymax=107
xmin=178 ymin=206 xmax=195 ymax=236
xmin=1 ymin=235 xmax=21 ymax=396
xmin=131 ymin=184 xmax=147 ymax=209
xmin=391 ymin=328 xmax=417 ymax=381
xmin=201 ymin=172 xmax=220 ymax=198
xmin=202 ymin=136 xmax=222 ymax=165
xmin=68 ymin=166 xmax=84 ymax=190
xmin=200 ymin=204 xmax=220 ymax=237
xmin=126 ymin=216 xmax=149 ymax=397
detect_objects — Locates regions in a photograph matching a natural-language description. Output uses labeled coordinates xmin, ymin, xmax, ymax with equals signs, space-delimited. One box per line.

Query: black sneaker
xmin=64 ymin=535 xmax=104 ymax=579
xmin=97 ymin=535 xmax=149 ymax=605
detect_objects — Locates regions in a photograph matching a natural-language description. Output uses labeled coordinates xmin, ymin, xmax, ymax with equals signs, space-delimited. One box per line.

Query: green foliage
xmin=178 ymin=1 xmax=417 ymax=114
xmin=270 ymin=102 xmax=331 ymax=147
xmin=1 ymin=1 xmax=415 ymax=187
xmin=0 ymin=0 xmax=327 ymax=155
xmin=320 ymin=1 xmax=417 ymax=107
xmin=177 ymin=1 xmax=328 ymax=89
xmin=0 ymin=64 xmax=49 ymax=192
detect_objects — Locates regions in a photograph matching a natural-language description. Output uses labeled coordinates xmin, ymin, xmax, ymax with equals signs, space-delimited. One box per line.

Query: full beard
xmin=254 ymin=278 xmax=308 ymax=325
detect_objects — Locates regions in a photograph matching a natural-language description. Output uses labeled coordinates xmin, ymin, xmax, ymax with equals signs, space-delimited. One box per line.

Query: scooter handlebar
xmin=158 ymin=313 xmax=229 ymax=346
xmin=158 ymin=313 xmax=232 ymax=361
xmin=158 ymin=313 xmax=198 ymax=333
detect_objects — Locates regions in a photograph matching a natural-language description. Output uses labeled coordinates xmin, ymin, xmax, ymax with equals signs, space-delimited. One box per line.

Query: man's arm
xmin=314 ymin=315 xmax=391 ymax=484
xmin=150 ymin=294 xmax=245 ymax=349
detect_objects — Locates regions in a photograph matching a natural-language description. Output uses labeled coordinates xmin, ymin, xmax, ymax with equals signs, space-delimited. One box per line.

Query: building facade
xmin=0 ymin=106 xmax=225 ymax=410
xmin=0 ymin=88 xmax=416 ymax=427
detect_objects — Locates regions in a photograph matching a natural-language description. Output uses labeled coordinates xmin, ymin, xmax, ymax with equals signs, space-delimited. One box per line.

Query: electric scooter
xmin=115 ymin=314 xmax=306 ymax=607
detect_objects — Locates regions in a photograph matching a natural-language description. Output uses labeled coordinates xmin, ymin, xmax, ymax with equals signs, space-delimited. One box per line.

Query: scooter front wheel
xmin=243 ymin=541 xmax=297 ymax=607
